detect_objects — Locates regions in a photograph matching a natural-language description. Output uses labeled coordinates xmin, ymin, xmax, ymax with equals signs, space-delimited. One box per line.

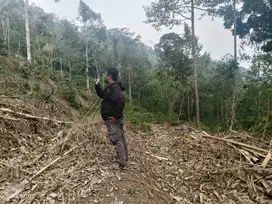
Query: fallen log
xmin=0 ymin=114 xmax=21 ymax=121
xmin=202 ymin=131 xmax=270 ymax=154
xmin=0 ymin=95 xmax=21 ymax=98
xmin=0 ymin=107 xmax=72 ymax=124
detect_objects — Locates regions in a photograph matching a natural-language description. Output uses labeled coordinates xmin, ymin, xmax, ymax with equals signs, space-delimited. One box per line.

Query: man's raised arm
xmin=95 ymin=84 xmax=105 ymax=99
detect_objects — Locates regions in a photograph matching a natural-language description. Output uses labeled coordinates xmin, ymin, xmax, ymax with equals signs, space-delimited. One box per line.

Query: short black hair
xmin=107 ymin=68 xmax=119 ymax=81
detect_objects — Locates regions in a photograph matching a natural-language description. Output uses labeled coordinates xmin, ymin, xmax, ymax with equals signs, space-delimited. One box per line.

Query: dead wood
xmin=261 ymin=153 xmax=272 ymax=168
xmin=1 ymin=145 xmax=77 ymax=202
xmin=0 ymin=96 xmax=21 ymax=98
xmin=202 ymin=131 xmax=270 ymax=154
xmin=0 ymin=114 xmax=21 ymax=121
xmin=0 ymin=107 xmax=72 ymax=124
xmin=1 ymin=98 xmax=272 ymax=204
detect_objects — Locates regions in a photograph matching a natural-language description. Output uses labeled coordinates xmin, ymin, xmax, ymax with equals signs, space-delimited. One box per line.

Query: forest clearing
xmin=0 ymin=96 xmax=272 ymax=204
xmin=0 ymin=0 xmax=272 ymax=203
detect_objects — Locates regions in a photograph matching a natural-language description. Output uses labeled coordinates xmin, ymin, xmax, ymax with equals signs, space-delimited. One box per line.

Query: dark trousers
xmin=105 ymin=118 xmax=128 ymax=167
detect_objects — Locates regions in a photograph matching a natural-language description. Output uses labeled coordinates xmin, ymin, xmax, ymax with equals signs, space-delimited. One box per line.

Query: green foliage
xmin=155 ymin=32 xmax=192 ymax=81
xmin=125 ymin=104 xmax=165 ymax=132
xmin=62 ymin=87 xmax=82 ymax=109
xmin=197 ymin=0 xmax=272 ymax=52
xmin=235 ymin=53 xmax=272 ymax=137
xmin=78 ymin=0 xmax=102 ymax=24
xmin=0 ymin=0 xmax=271 ymax=138
xmin=144 ymin=0 xmax=192 ymax=30
xmin=27 ymin=92 xmax=53 ymax=102
xmin=170 ymin=120 xmax=184 ymax=126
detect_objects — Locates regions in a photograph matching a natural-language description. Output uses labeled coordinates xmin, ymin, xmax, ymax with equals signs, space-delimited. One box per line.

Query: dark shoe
xmin=119 ymin=163 xmax=127 ymax=170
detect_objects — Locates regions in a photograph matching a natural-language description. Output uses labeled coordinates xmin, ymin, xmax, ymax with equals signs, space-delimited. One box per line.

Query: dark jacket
xmin=95 ymin=82 xmax=125 ymax=121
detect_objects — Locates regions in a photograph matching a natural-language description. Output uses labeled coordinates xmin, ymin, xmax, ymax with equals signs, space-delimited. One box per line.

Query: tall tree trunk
xmin=230 ymin=0 xmax=237 ymax=131
xmin=113 ymin=38 xmax=119 ymax=66
xmin=178 ymin=91 xmax=186 ymax=121
xmin=2 ymin=18 xmax=6 ymax=48
xmin=257 ymin=59 xmax=261 ymax=117
xmin=60 ymin=57 xmax=63 ymax=78
xmin=17 ymin=40 xmax=21 ymax=55
xmin=138 ymin=88 xmax=141 ymax=105
xmin=50 ymin=54 xmax=53 ymax=70
xmin=191 ymin=0 xmax=200 ymax=127
xmin=85 ymin=44 xmax=89 ymax=89
xmin=217 ymin=102 xmax=219 ymax=123
xmin=168 ymin=95 xmax=177 ymax=120
xmin=7 ymin=17 xmax=10 ymax=54
xmin=1 ymin=18 xmax=4 ymax=39
xmin=187 ymin=86 xmax=191 ymax=122
xmin=93 ymin=53 xmax=99 ymax=77
xmin=114 ymin=39 xmax=122 ymax=80
xmin=117 ymin=63 xmax=122 ymax=82
xmin=221 ymin=104 xmax=224 ymax=121
xmin=24 ymin=0 xmax=31 ymax=64
xmin=128 ymin=71 xmax=132 ymax=105
xmin=263 ymin=99 xmax=270 ymax=138
xmin=69 ymin=60 xmax=71 ymax=79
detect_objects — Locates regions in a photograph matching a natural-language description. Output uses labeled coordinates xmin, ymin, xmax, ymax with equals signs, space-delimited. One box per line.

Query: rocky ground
xmin=1 ymin=98 xmax=272 ymax=204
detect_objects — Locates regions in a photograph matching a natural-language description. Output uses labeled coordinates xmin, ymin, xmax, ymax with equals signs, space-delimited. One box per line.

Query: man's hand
xmin=94 ymin=76 xmax=100 ymax=85
xmin=109 ymin=117 xmax=116 ymax=124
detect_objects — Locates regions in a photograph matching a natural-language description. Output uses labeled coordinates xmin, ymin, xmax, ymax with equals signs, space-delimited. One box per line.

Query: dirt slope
xmin=0 ymin=97 xmax=272 ymax=204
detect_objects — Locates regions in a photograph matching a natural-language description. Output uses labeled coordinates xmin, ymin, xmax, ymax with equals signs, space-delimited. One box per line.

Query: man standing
xmin=94 ymin=68 xmax=128 ymax=169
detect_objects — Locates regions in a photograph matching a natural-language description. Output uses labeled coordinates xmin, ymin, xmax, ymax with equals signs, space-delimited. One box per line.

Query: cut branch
xmin=0 ymin=95 xmax=21 ymax=98
xmin=202 ymin=131 xmax=270 ymax=154
xmin=0 ymin=108 xmax=72 ymax=124
xmin=0 ymin=114 xmax=21 ymax=121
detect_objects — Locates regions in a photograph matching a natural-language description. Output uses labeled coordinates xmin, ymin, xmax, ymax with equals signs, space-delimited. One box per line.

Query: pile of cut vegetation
xmin=0 ymin=97 xmax=272 ymax=204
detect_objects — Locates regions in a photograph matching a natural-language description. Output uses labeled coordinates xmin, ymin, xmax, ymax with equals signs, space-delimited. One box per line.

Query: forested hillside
xmin=1 ymin=0 xmax=271 ymax=136
xmin=0 ymin=0 xmax=271 ymax=136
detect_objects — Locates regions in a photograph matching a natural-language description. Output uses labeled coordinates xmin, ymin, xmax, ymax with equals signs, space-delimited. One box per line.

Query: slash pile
xmin=0 ymin=98 xmax=272 ymax=204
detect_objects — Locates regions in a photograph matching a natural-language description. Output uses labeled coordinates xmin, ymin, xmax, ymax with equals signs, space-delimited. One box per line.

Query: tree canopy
xmin=198 ymin=0 xmax=272 ymax=52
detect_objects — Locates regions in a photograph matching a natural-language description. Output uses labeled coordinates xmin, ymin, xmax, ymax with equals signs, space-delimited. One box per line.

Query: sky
xmin=30 ymin=0 xmax=248 ymax=66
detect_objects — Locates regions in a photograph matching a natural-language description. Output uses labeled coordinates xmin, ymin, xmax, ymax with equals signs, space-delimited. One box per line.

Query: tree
xmin=78 ymin=0 xmax=106 ymax=89
xmin=155 ymin=32 xmax=193 ymax=120
xmin=237 ymin=53 xmax=272 ymax=137
xmin=196 ymin=0 xmax=241 ymax=130
xmin=24 ymin=0 xmax=31 ymax=64
xmin=155 ymin=32 xmax=192 ymax=82
xmin=198 ymin=0 xmax=272 ymax=53
xmin=0 ymin=0 xmax=23 ymax=55
xmin=144 ymin=0 xmax=201 ymax=126
xmin=107 ymin=27 xmax=152 ymax=105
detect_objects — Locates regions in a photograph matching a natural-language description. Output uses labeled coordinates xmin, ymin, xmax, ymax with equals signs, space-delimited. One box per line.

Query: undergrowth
xmin=1 ymin=56 xmax=239 ymax=135
xmin=125 ymin=104 xmax=166 ymax=132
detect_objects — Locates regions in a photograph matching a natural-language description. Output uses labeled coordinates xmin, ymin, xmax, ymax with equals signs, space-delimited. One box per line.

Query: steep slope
xmin=0 ymin=56 xmax=94 ymax=113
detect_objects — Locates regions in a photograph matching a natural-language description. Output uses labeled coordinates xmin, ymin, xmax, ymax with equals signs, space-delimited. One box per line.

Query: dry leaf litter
xmin=0 ymin=98 xmax=272 ymax=204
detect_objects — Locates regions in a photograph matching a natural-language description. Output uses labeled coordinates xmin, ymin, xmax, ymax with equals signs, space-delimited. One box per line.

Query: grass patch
xmin=62 ymin=87 xmax=82 ymax=109
xmin=125 ymin=104 xmax=165 ymax=132
xmin=26 ymin=93 xmax=53 ymax=102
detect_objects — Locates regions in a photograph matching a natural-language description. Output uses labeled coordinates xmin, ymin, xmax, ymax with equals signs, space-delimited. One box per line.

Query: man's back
xmin=95 ymin=82 xmax=125 ymax=121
